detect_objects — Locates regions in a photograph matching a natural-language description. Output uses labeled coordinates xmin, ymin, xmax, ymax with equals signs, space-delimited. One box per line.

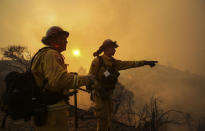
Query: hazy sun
xmin=72 ymin=49 xmax=81 ymax=56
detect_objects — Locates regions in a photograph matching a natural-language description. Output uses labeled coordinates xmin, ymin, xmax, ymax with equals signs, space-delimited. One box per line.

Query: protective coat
xmin=32 ymin=47 xmax=89 ymax=131
xmin=89 ymin=54 xmax=145 ymax=131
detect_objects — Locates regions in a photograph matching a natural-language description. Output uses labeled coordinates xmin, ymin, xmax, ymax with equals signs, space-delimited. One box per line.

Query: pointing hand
xmin=144 ymin=61 xmax=158 ymax=67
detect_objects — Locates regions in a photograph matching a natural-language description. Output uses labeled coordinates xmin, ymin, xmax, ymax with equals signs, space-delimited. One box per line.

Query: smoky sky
xmin=0 ymin=0 xmax=205 ymax=75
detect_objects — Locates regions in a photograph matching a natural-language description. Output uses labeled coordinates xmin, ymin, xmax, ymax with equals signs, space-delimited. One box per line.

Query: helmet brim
xmin=58 ymin=31 xmax=69 ymax=38
xmin=104 ymin=41 xmax=119 ymax=49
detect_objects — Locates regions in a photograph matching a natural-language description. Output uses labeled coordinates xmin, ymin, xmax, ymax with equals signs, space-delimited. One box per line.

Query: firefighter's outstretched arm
xmin=115 ymin=59 xmax=158 ymax=71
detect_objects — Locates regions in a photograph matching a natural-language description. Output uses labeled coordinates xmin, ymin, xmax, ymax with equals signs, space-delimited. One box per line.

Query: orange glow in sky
xmin=0 ymin=0 xmax=205 ymax=75
xmin=72 ymin=49 xmax=80 ymax=56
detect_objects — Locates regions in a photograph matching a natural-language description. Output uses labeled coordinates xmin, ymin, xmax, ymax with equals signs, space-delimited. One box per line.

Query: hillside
xmin=0 ymin=61 xmax=205 ymax=130
xmin=119 ymin=65 xmax=205 ymax=115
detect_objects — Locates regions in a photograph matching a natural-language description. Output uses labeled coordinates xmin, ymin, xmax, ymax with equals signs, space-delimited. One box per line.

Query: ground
xmin=0 ymin=106 xmax=138 ymax=131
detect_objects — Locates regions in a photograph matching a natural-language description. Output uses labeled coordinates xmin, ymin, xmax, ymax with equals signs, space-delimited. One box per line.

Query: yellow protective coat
xmin=89 ymin=54 xmax=145 ymax=131
xmin=31 ymin=47 xmax=89 ymax=131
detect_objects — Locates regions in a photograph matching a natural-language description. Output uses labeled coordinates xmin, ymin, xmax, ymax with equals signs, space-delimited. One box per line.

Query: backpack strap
xmin=96 ymin=56 xmax=106 ymax=77
xmin=98 ymin=56 xmax=106 ymax=68
xmin=29 ymin=47 xmax=53 ymax=100
xmin=111 ymin=57 xmax=117 ymax=69
xmin=29 ymin=47 xmax=54 ymax=90
xmin=29 ymin=47 xmax=54 ymax=71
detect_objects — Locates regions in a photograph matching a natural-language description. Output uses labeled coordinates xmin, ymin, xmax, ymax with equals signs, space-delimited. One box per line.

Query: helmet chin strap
xmin=54 ymin=44 xmax=60 ymax=48
xmin=104 ymin=51 xmax=114 ymax=57
xmin=49 ymin=44 xmax=62 ymax=53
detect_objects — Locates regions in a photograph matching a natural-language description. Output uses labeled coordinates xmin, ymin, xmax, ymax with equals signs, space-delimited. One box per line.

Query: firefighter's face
xmin=54 ymin=35 xmax=68 ymax=52
xmin=104 ymin=47 xmax=116 ymax=57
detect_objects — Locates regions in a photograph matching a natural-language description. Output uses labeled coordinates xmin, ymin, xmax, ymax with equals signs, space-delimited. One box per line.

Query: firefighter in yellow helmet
xmin=89 ymin=39 xmax=158 ymax=131
xmin=31 ymin=26 xmax=94 ymax=131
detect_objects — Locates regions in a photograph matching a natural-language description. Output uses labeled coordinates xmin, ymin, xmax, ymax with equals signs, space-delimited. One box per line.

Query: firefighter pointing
xmin=89 ymin=39 xmax=158 ymax=131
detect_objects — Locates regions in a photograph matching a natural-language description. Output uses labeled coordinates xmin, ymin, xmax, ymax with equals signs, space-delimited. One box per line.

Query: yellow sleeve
xmin=115 ymin=59 xmax=145 ymax=71
xmin=89 ymin=57 xmax=100 ymax=76
xmin=43 ymin=50 xmax=89 ymax=92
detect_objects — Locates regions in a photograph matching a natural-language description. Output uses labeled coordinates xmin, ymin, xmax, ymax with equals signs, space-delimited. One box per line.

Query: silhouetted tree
xmin=137 ymin=96 xmax=185 ymax=131
xmin=196 ymin=117 xmax=205 ymax=131
xmin=0 ymin=45 xmax=31 ymax=72
xmin=112 ymin=82 xmax=137 ymax=126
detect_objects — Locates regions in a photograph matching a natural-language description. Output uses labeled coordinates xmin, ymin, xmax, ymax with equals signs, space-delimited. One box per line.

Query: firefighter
xmin=89 ymin=39 xmax=158 ymax=131
xmin=31 ymin=26 xmax=94 ymax=131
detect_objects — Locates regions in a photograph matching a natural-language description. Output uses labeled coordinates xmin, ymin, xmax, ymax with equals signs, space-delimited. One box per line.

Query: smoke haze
xmin=0 ymin=0 xmax=205 ymax=75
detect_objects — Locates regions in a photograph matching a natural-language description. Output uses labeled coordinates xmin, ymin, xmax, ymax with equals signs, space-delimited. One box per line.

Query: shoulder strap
xmin=98 ymin=56 xmax=106 ymax=68
xmin=29 ymin=47 xmax=54 ymax=71
xmin=111 ymin=57 xmax=117 ymax=68
xmin=96 ymin=56 xmax=106 ymax=75
xmin=30 ymin=47 xmax=55 ymax=90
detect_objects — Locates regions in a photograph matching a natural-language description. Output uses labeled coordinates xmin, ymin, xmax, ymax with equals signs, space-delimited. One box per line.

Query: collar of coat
xmin=102 ymin=54 xmax=113 ymax=61
xmin=101 ymin=54 xmax=116 ymax=65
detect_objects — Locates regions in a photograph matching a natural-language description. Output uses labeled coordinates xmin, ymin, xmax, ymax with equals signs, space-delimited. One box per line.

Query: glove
xmin=144 ymin=61 xmax=158 ymax=67
xmin=86 ymin=75 xmax=96 ymax=91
